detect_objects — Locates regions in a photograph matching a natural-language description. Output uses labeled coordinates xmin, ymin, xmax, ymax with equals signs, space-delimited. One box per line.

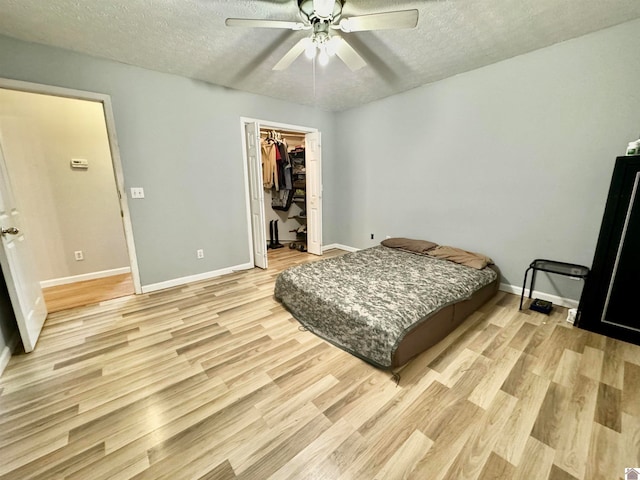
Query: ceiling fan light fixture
xmin=318 ymin=46 xmax=330 ymax=66
xmin=304 ymin=38 xmax=317 ymax=59
xmin=326 ymin=36 xmax=340 ymax=56
xmin=227 ymin=1 xmax=416 ymax=72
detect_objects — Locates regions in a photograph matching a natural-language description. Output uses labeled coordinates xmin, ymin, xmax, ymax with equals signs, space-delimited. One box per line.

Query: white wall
xmin=334 ymin=19 xmax=640 ymax=300
xmin=0 ymin=90 xmax=130 ymax=281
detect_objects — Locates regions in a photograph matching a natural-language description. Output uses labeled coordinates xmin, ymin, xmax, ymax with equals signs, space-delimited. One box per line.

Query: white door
xmin=245 ymin=122 xmax=268 ymax=269
xmin=305 ymin=132 xmax=323 ymax=256
xmin=0 ymin=138 xmax=47 ymax=352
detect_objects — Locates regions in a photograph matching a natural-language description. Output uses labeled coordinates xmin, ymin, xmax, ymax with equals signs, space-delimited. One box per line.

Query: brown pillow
xmin=381 ymin=237 xmax=438 ymax=254
xmin=427 ymin=245 xmax=493 ymax=269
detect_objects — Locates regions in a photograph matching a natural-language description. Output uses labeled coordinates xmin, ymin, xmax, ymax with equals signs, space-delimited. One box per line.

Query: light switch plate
xmin=130 ymin=187 xmax=145 ymax=199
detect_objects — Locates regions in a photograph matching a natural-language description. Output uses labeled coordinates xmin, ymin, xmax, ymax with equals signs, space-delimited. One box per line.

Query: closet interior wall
xmin=260 ymin=129 xmax=305 ymax=243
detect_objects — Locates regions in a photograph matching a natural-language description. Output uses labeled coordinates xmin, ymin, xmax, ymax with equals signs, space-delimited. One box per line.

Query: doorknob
xmin=1 ymin=227 xmax=19 ymax=236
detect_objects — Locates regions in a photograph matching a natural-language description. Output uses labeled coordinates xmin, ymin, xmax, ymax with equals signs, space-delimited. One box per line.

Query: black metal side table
xmin=519 ymin=259 xmax=590 ymax=310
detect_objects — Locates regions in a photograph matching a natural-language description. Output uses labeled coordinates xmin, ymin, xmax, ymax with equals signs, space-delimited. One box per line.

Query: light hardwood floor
xmin=1 ymin=248 xmax=639 ymax=479
xmin=43 ymin=273 xmax=135 ymax=313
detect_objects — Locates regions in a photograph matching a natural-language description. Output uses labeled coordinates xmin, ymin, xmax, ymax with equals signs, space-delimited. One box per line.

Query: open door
xmin=305 ymin=132 xmax=323 ymax=256
xmin=0 ymin=138 xmax=47 ymax=352
xmin=245 ymin=122 xmax=268 ymax=269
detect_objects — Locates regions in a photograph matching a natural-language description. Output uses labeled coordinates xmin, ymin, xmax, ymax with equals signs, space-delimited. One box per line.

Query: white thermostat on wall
xmin=70 ymin=158 xmax=89 ymax=169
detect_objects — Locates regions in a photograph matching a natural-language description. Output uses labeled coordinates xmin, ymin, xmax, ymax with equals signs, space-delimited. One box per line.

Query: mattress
xmin=274 ymin=245 xmax=498 ymax=368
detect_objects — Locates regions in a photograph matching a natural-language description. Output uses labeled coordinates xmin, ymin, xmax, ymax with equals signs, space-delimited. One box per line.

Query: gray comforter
xmin=274 ymin=245 xmax=497 ymax=368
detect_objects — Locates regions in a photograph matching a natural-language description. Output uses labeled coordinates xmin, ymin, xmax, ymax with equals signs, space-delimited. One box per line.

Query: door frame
xmin=243 ymin=122 xmax=268 ymax=269
xmin=239 ymin=117 xmax=321 ymax=267
xmin=0 ymin=77 xmax=142 ymax=294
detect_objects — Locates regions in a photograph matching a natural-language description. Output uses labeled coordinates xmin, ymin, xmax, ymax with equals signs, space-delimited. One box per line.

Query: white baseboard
xmin=40 ymin=267 xmax=132 ymax=288
xmin=0 ymin=331 xmax=20 ymax=377
xmin=141 ymin=262 xmax=254 ymax=293
xmin=499 ymin=283 xmax=579 ymax=309
xmin=322 ymin=243 xmax=360 ymax=253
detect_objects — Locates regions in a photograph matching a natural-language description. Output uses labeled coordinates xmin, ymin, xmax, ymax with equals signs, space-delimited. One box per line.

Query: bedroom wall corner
xmin=332 ymin=18 xmax=640 ymax=303
xmin=321 ymin=244 xmax=359 ymax=253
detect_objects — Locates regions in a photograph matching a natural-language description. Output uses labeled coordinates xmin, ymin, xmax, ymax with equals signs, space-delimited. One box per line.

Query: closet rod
xmin=260 ymin=129 xmax=307 ymax=138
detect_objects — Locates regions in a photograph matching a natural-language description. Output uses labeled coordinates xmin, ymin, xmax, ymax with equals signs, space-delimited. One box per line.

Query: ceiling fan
xmin=225 ymin=0 xmax=419 ymax=72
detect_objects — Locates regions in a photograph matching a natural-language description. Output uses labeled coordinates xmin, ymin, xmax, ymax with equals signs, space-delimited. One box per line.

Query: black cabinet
xmin=579 ymin=155 xmax=640 ymax=345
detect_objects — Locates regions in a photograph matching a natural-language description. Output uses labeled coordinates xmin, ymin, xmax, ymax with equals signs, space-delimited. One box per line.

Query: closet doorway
xmin=241 ymin=118 xmax=323 ymax=269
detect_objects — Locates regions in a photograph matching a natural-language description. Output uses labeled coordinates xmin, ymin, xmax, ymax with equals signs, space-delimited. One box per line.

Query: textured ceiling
xmin=0 ymin=0 xmax=639 ymax=111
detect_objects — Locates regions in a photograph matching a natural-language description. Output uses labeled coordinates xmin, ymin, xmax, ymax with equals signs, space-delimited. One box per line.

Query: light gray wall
xmin=1 ymin=14 xmax=637 ymax=357
xmin=0 ymin=34 xmax=337 ymax=288
xmin=334 ymin=19 xmax=640 ymax=300
xmin=0 ymin=89 xmax=130 ymax=281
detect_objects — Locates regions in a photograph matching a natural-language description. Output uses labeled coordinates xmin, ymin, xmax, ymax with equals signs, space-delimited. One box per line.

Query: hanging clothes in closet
xmin=262 ymin=130 xmax=293 ymax=211
xmin=261 ymin=138 xmax=278 ymax=190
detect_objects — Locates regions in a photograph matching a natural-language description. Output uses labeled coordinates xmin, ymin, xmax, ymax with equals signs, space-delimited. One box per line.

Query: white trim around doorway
xmin=239 ymin=117 xmax=320 ymax=268
xmin=0 ymin=77 xmax=143 ymax=294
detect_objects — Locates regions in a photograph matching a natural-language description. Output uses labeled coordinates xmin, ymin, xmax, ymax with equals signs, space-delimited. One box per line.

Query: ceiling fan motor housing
xmin=312 ymin=22 xmax=331 ymax=45
xmin=298 ymin=0 xmax=343 ymax=24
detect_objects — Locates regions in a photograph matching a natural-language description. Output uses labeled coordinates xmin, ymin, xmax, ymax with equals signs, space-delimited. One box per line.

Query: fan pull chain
xmin=312 ymin=54 xmax=317 ymax=101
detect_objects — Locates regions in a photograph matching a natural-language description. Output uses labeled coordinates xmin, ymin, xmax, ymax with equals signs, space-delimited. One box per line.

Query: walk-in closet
xmin=260 ymin=128 xmax=308 ymax=253
xmin=242 ymin=119 xmax=322 ymax=269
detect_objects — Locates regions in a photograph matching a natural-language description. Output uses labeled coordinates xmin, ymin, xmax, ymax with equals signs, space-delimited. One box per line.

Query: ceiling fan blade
xmin=273 ymin=38 xmax=309 ymax=70
xmin=336 ymin=9 xmax=419 ymax=33
xmin=225 ymin=18 xmax=307 ymax=30
xmin=334 ymin=36 xmax=366 ymax=72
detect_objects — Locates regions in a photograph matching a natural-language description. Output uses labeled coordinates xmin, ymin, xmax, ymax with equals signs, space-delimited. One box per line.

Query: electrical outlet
xmin=130 ymin=187 xmax=145 ymax=199
xmin=370 ymin=233 xmax=374 ymax=240
xmin=196 ymin=249 xmax=204 ymax=259
xmin=74 ymin=250 xmax=84 ymax=261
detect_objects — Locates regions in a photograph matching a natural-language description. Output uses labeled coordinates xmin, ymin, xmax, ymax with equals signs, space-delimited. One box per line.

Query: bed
xmin=274 ymin=241 xmax=499 ymax=369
